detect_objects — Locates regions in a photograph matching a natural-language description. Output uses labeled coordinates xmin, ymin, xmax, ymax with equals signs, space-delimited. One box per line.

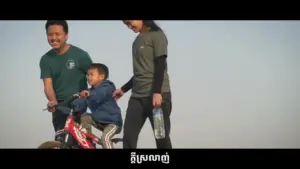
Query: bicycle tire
xmin=37 ymin=141 xmax=63 ymax=149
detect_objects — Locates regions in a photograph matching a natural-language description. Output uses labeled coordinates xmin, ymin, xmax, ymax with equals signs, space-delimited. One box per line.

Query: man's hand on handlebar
xmin=47 ymin=100 xmax=58 ymax=112
xmin=43 ymin=93 xmax=81 ymax=112
xmin=80 ymin=90 xmax=90 ymax=98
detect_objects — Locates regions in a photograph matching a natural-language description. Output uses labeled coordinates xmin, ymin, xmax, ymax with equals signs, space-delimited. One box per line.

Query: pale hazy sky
xmin=1 ymin=20 xmax=300 ymax=148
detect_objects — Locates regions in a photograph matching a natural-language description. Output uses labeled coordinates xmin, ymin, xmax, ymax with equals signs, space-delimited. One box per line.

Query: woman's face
xmin=123 ymin=20 xmax=143 ymax=33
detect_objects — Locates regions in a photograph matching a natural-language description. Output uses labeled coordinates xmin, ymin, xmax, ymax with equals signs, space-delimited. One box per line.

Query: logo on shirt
xmin=66 ymin=60 xmax=75 ymax=69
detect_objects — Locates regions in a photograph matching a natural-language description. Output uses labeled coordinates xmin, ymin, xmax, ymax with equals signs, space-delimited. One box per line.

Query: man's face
xmin=87 ymin=69 xmax=104 ymax=86
xmin=47 ymin=25 xmax=68 ymax=50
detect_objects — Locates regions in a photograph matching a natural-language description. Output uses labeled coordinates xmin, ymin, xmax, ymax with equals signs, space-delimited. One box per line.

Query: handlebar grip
xmin=43 ymin=93 xmax=80 ymax=111
xmin=54 ymin=93 xmax=80 ymax=108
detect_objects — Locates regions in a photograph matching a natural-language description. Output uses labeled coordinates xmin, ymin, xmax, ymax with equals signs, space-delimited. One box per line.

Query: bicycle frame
xmin=62 ymin=110 xmax=101 ymax=149
xmin=42 ymin=93 xmax=122 ymax=149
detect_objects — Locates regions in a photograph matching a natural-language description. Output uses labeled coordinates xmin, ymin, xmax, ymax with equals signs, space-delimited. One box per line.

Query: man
xmin=39 ymin=20 xmax=93 ymax=144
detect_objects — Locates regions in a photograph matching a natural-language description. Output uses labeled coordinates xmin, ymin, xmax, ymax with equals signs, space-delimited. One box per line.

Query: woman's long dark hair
xmin=143 ymin=20 xmax=167 ymax=42
xmin=143 ymin=20 xmax=162 ymax=31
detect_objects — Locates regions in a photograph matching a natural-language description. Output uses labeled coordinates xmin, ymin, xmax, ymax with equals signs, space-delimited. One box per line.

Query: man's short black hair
xmin=45 ymin=20 xmax=69 ymax=34
xmin=89 ymin=63 xmax=109 ymax=80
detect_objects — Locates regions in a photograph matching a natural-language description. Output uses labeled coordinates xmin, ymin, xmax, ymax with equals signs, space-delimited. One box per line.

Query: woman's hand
xmin=153 ymin=93 xmax=162 ymax=107
xmin=113 ymin=89 xmax=125 ymax=101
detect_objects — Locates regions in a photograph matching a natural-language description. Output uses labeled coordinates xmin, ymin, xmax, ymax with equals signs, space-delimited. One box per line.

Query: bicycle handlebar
xmin=43 ymin=93 xmax=81 ymax=111
xmin=43 ymin=92 xmax=120 ymax=111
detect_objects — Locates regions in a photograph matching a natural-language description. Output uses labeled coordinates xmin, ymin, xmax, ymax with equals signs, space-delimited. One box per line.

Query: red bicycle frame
xmin=63 ymin=114 xmax=100 ymax=149
xmin=46 ymin=93 xmax=122 ymax=149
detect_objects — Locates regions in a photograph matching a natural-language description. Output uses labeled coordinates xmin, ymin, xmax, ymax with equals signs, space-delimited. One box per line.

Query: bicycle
xmin=37 ymin=93 xmax=123 ymax=149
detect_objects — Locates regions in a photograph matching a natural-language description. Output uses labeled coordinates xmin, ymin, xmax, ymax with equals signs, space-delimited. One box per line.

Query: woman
xmin=113 ymin=20 xmax=172 ymax=149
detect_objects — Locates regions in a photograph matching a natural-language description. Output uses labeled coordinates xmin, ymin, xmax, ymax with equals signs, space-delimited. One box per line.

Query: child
xmin=72 ymin=63 xmax=123 ymax=149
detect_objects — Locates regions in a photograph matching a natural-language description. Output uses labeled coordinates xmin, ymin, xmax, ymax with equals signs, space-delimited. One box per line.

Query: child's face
xmin=87 ymin=68 xmax=104 ymax=86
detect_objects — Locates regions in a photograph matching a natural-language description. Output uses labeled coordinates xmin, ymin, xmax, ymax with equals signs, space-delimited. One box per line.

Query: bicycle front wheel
xmin=38 ymin=141 xmax=63 ymax=149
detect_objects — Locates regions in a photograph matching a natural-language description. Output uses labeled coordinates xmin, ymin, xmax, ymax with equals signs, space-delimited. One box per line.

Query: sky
xmin=0 ymin=20 xmax=300 ymax=148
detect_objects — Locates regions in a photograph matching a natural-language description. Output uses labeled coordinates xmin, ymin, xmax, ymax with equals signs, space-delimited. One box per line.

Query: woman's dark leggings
xmin=123 ymin=92 xmax=172 ymax=149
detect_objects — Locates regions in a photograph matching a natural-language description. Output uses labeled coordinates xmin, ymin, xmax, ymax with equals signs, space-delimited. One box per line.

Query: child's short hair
xmin=88 ymin=63 xmax=109 ymax=79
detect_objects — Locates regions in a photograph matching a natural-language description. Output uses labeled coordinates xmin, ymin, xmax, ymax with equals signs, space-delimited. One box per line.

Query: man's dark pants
xmin=52 ymin=101 xmax=82 ymax=146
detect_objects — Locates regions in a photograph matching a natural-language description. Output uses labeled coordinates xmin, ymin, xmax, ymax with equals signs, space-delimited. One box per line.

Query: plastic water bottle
xmin=153 ymin=107 xmax=165 ymax=139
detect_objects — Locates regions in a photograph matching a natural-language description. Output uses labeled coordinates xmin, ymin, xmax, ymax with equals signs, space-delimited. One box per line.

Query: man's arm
xmin=43 ymin=78 xmax=56 ymax=101
xmin=40 ymin=57 xmax=56 ymax=101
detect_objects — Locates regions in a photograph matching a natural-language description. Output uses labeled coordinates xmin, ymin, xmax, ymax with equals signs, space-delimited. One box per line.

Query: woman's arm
xmin=121 ymin=76 xmax=133 ymax=93
xmin=152 ymin=30 xmax=168 ymax=94
xmin=153 ymin=56 xmax=166 ymax=93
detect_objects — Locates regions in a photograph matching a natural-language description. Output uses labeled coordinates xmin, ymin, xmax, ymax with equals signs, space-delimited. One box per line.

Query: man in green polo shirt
xmin=39 ymin=20 xmax=93 ymax=144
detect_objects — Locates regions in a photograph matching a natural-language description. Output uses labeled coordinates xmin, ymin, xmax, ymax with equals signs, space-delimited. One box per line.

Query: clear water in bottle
xmin=153 ymin=107 xmax=165 ymax=139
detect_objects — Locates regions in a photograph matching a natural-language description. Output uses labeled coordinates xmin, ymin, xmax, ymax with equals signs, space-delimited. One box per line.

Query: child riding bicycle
xmin=71 ymin=63 xmax=123 ymax=149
